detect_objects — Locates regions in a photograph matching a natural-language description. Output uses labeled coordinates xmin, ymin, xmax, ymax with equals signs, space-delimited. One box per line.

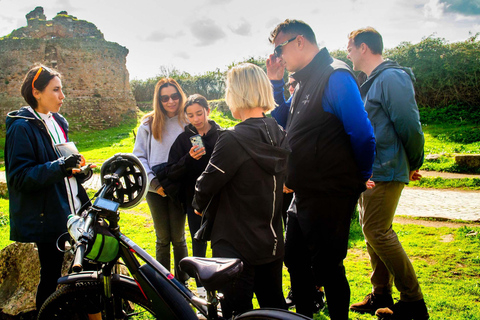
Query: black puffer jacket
xmin=159 ymin=120 xmax=220 ymax=208
xmin=193 ymin=117 xmax=290 ymax=265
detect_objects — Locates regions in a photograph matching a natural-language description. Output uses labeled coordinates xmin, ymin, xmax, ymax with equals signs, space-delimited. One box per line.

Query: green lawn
xmin=1 ymin=198 xmax=478 ymax=319
xmin=1 ymin=108 xmax=479 ymax=319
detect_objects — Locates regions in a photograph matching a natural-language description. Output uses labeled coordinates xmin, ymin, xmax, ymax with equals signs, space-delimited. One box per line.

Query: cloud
xmin=208 ymin=0 xmax=233 ymax=4
xmin=189 ymin=19 xmax=226 ymax=46
xmin=424 ymin=0 xmax=447 ymax=19
xmin=175 ymin=51 xmax=190 ymax=59
xmin=441 ymin=0 xmax=480 ymax=15
xmin=229 ymin=19 xmax=252 ymax=36
xmin=145 ymin=31 xmax=172 ymax=42
xmin=145 ymin=30 xmax=184 ymax=42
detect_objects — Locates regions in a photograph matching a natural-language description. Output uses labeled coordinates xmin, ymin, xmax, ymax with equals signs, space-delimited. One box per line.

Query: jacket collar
xmin=360 ymin=60 xmax=416 ymax=96
xmin=292 ymin=47 xmax=333 ymax=84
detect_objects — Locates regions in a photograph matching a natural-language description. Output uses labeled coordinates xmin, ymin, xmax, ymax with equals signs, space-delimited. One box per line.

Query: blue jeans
xmin=146 ymin=192 xmax=189 ymax=282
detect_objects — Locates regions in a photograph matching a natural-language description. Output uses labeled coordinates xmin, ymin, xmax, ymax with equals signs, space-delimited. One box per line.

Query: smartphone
xmin=189 ymin=134 xmax=205 ymax=153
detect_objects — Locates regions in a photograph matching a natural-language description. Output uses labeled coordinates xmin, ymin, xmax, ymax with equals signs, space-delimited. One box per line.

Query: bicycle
xmin=37 ymin=153 xmax=312 ymax=320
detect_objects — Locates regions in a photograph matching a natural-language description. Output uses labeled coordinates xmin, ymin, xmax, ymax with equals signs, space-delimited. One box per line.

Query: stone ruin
xmin=0 ymin=7 xmax=137 ymax=130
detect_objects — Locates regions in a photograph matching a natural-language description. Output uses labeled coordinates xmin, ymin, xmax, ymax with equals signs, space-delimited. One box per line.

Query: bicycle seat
xmin=179 ymin=257 xmax=243 ymax=292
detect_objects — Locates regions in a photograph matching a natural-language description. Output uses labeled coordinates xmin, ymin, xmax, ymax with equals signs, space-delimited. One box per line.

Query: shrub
xmin=385 ymin=34 xmax=480 ymax=108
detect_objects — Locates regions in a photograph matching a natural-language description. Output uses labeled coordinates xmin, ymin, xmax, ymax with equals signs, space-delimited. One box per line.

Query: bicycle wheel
xmin=38 ymin=280 xmax=156 ymax=319
xmin=234 ymin=308 xmax=313 ymax=320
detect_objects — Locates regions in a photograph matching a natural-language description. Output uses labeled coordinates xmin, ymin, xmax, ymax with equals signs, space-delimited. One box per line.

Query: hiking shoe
xmin=376 ymin=299 xmax=429 ymax=320
xmin=313 ymin=288 xmax=326 ymax=313
xmin=350 ymin=293 xmax=394 ymax=314
xmin=285 ymin=289 xmax=295 ymax=308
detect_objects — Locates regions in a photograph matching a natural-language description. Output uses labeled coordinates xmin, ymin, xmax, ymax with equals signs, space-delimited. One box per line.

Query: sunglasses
xmin=160 ymin=93 xmax=180 ymax=103
xmin=287 ymin=80 xmax=298 ymax=88
xmin=274 ymin=35 xmax=300 ymax=57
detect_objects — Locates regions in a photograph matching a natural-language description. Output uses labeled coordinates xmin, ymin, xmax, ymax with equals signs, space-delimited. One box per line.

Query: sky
xmin=1 ymin=0 xmax=479 ymax=80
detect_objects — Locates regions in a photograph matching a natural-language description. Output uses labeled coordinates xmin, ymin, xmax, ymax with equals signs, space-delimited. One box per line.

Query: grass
xmin=346 ymin=222 xmax=480 ymax=320
xmin=421 ymin=122 xmax=480 ymax=174
xmin=409 ymin=177 xmax=480 ymax=190
xmin=2 ymin=198 xmax=479 ymax=319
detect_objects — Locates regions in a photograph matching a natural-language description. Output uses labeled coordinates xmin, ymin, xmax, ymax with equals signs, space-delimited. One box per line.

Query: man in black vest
xmin=268 ymin=19 xmax=376 ymax=319
xmin=347 ymin=27 xmax=428 ymax=320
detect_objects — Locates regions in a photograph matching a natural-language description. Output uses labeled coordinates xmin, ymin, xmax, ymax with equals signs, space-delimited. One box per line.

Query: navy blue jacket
xmin=5 ymin=107 xmax=89 ymax=243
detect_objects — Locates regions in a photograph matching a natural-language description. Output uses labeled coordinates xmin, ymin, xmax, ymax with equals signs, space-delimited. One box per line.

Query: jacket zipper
xmin=262 ymin=118 xmax=278 ymax=256
xmin=270 ymin=175 xmax=278 ymax=256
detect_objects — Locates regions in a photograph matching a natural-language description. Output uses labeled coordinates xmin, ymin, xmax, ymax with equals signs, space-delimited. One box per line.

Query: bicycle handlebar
xmin=72 ymin=243 xmax=86 ymax=272
xmin=71 ymin=211 xmax=96 ymax=272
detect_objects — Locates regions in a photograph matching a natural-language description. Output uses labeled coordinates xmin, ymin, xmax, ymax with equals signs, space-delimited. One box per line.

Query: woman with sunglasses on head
xmin=158 ymin=94 xmax=220 ymax=298
xmin=133 ymin=78 xmax=189 ymax=283
xmin=192 ymin=63 xmax=290 ymax=318
xmin=5 ymin=64 xmax=93 ymax=311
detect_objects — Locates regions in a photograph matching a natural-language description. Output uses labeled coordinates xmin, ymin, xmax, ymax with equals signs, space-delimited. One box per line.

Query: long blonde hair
xmin=142 ymin=78 xmax=187 ymax=141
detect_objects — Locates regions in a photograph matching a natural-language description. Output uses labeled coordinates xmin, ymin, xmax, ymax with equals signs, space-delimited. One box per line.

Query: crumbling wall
xmin=0 ymin=7 xmax=137 ymax=130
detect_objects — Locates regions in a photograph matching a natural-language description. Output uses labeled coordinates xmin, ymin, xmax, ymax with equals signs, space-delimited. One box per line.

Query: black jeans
xmin=36 ymin=241 xmax=65 ymax=310
xmin=213 ymin=240 xmax=287 ymax=318
xmin=186 ymin=205 xmax=208 ymax=286
xmin=284 ymin=193 xmax=359 ymax=320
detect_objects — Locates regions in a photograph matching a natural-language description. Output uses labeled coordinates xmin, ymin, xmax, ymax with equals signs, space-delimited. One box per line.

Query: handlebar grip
xmin=72 ymin=243 xmax=86 ymax=272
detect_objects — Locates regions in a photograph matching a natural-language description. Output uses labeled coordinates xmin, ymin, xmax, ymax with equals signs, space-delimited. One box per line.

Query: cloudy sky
xmin=1 ymin=0 xmax=479 ymax=80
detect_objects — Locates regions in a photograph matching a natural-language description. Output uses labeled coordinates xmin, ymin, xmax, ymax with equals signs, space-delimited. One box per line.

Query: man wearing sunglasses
xmin=268 ymin=19 xmax=375 ymax=320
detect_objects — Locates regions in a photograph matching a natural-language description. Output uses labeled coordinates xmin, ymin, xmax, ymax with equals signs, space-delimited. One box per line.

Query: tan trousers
xmin=359 ymin=181 xmax=423 ymax=302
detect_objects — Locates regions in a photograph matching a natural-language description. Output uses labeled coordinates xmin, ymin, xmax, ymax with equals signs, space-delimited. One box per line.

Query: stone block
xmin=0 ymin=243 xmax=72 ymax=317
xmin=455 ymin=154 xmax=480 ymax=168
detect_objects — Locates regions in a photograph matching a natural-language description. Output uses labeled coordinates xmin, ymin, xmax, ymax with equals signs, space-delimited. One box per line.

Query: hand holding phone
xmin=189 ymin=134 xmax=206 ymax=159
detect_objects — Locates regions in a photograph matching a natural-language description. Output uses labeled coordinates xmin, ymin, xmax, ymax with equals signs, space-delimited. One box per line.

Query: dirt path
xmin=419 ymin=170 xmax=480 ymax=179
xmin=394 ymin=216 xmax=480 ymax=228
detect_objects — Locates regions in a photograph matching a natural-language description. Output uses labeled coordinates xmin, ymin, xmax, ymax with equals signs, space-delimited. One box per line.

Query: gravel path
xmin=1 ymin=170 xmax=479 ymax=221
xmin=397 ymin=188 xmax=480 ymax=222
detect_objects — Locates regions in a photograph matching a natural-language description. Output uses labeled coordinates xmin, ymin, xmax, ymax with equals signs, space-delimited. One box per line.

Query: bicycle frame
xmin=62 ymin=208 xmax=207 ymax=319
xmin=50 ymin=154 xmax=312 ymax=320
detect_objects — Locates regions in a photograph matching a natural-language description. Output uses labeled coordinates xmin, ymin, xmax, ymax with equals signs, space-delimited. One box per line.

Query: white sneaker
xmin=197 ymin=286 xmax=206 ymax=299
xmin=196 ymin=310 xmax=207 ymax=320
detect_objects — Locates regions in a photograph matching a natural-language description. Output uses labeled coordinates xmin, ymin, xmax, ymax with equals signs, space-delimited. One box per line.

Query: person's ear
xmin=206 ymin=108 xmax=211 ymax=116
xmin=32 ymin=88 xmax=41 ymax=100
xmin=360 ymin=43 xmax=368 ymax=54
xmin=297 ymin=35 xmax=305 ymax=50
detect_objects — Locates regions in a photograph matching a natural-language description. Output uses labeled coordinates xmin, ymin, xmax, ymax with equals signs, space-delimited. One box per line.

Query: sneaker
xmin=350 ymin=293 xmax=394 ymax=314
xmin=196 ymin=310 xmax=207 ymax=320
xmin=285 ymin=289 xmax=295 ymax=308
xmin=375 ymin=299 xmax=429 ymax=320
xmin=313 ymin=287 xmax=326 ymax=313
xmin=197 ymin=286 xmax=206 ymax=299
